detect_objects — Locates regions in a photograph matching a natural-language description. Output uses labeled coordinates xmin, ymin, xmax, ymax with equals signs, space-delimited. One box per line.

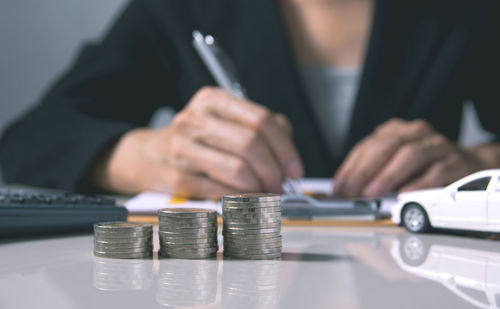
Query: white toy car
xmin=392 ymin=169 xmax=500 ymax=233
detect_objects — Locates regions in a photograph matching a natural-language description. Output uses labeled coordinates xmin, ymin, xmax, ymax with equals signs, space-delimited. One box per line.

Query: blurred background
xmin=0 ymin=0 xmax=493 ymax=185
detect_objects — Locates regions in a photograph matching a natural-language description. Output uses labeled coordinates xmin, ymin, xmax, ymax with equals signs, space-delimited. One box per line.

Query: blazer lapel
xmin=345 ymin=1 xmax=442 ymax=154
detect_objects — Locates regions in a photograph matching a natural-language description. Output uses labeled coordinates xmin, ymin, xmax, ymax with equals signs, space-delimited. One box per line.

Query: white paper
xmin=124 ymin=178 xmax=396 ymax=216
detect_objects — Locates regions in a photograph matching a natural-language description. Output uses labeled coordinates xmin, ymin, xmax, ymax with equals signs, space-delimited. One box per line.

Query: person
xmin=1 ymin=0 xmax=499 ymax=199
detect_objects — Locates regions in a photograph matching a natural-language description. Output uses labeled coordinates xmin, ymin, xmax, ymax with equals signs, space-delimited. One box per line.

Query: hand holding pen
xmin=90 ymin=33 xmax=304 ymax=199
xmin=192 ymin=31 xmax=304 ymax=195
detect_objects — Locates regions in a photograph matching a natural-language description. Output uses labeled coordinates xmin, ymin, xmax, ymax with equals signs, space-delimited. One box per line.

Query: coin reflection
xmin=93 ymin=256 xmax=153 ymax=291
xmin=222 ymin=260 xmax=281 ymax=309
xmin=157 ymin=259 xmax=218 ymax=307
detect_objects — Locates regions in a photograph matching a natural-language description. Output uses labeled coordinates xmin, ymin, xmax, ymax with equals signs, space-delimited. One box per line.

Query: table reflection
xmin=222 ymin=260 xmax=281 ymax=309
xmin=157 ymin=259 xmax=218 ymax=307
xmin=93 ymin=256 xmax=153 ymax=291
xmin=391 ymin=233 xmax=500 ymax=309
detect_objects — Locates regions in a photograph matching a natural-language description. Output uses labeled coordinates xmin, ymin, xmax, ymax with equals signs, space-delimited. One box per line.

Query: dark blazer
xmin=1 ymin=0 xmax=499 ymax=192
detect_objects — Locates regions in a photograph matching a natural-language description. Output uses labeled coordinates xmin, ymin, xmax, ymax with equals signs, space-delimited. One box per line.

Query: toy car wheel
xmin=399 ymin=234 xmax=430 ymax=266
xmin=402 ymin=203 xmax=431 ymax=233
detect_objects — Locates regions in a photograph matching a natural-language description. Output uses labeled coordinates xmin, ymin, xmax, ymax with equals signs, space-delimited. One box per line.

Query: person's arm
xmin=333 ymin=3 xmax=500 ymax=198
xmin=0 ymin=1 xmax=178 ymax=192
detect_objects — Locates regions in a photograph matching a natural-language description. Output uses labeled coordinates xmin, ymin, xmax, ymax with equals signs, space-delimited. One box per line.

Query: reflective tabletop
xmin=1 ymin=226 xmax=499 ymax=309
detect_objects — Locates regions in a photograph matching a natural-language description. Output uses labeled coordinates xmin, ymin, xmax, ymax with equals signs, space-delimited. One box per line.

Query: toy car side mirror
xmin=449 ymin=188 xmax=457 ymax=200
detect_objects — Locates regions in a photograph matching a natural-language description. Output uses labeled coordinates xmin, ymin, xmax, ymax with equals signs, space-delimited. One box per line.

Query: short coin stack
xmin=222 ymin=193 xmax=282 ymax=260
xmin=93 ymin=222 xmax=153 ymax=259
xmin=158 ymin=208 xmax=218 ymax=259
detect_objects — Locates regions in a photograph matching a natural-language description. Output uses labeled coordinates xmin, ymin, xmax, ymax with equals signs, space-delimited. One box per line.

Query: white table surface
xmin=1 ymin=225 xmax=499 ymax=309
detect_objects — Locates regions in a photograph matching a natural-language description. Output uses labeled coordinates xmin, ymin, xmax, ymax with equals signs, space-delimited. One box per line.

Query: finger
xmin=172 ymin=112 xmax=284 ymax=192
xmin=273 ymin=113 xmax=293 ymax=137
xmin=153 ymin=166 xmax=237 ymax=200
xmin=362 ymin=134 xmax=453 ymax=197
xmin=399 ymin=153 xmax=468 ymax=192
xmin=190 ymin=87 xmax=304 ymax=178
xmin=334 ymin=119 xmax=435 ymax=197
xmin=164 ymin=134 xmax=263 ymax=192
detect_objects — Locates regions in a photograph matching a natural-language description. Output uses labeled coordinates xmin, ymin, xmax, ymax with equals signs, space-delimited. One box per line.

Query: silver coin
xmin=222 ymin=193 xmax=280 ymax=203
xmin=93 ymin=246 xmax=153 ymax=253
xmin=94 ymin=242 xmax=152 ymax=250
xmin=223 ymin=215 xmax=280 ymax=221
xmin=93 ymin=234 xmax=152 ymax=243
xmin=223 ymin=227 xmax=280 ymax=234
xmin=222 ymin=206 xmax=281 ymax=214
xmin=223 ymin=222 xmax=281 ymax=229
xmin=159 ymin=225 xmax=218 ymax=233
xmin=223 ymin=235 xmax=281 ymax=244
xmin=159 ymin=231 xmax=217 ymax=238
xmin=223 ymin=232 xmax=281 ymax=240
xmin=164 ymin=246 xmax=218 ymax=253
xmin=160 ymin=242 xmax=218 ymax=249
xmin=158 ymin=215 xmax=217 ymax=223
xmin=94 ymin=222 xmax=152 ymax=232
xmin=94 ymin=229 xmax=153 ymax=237
xmin=161 ymin=238 xmax=218 ymax=245
xmin=160 ymin=236 xmax=217 ymax=242
xmin=222 ymin=202 xmax=281 ymax=209
xmin=158 ymin=219 xmax=217 ymax=226
xmin=161 ymin=223 xmax=218 ymax=230
xmin=94 ymin=250 xmax=152 ymax=258
xmin=158 ymin=250 xmax=217 ymax=259
xmin=159 ymin=252 xmax=216 ymax=259
xmin=224 ymin=239 xmax=281 ymax=248
xmin=158 ymin=208 xmax=217 ymax=217
xmin=224 ymin=247 xmax=282 ymax=255
xmin=223 ymin=252 xmax=282 ymax=260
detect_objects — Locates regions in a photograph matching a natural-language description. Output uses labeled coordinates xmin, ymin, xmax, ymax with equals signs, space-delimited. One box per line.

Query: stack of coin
xmin=158 ymin=208 xmax=218 ymax=259
xmin=222 ymin=193 xmax=282 ymax=260
xmin=93 ymin=222 xmax=153 ymax=259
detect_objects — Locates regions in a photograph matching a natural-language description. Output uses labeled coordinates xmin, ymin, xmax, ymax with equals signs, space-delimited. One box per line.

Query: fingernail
xmin=363 ymin=181 xmax=384 ymax=197
xmin=286 ymin=160 xmax=303 ymax=178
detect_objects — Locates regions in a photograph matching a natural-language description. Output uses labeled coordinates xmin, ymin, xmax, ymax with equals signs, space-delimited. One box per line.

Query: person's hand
xmin=91 ymin=86 xmax=304 ymax=199
xmin=333 ymin=118 xmax=491 ymax=198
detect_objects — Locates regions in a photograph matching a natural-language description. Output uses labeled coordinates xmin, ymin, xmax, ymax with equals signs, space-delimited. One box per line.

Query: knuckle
xmin=431 ymin=134 xmax=448 ymax=147
xmin=399 ymin=143 xmax=419 ymax=157
xmin=168 ymin=137 xmax=185 ymax=160
xmin=430 ymin=161 xmax=448 ymax=175
xmin=254 ymin=107 xmax=272 ymax=131
xmin=411 ymin=119 xmax=432 ymax=133
xmin=241 ymin=130 xmax=260 ymax=152
xmin=230 ymin=158 xmax=248 ymax=179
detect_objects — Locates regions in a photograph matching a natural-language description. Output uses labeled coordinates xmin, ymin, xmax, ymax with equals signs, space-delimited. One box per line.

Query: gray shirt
xmin=300 ymin=67 xmax=361 ymax=158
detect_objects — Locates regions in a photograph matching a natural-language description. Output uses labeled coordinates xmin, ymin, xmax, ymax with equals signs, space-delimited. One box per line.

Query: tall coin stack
xmin=158 ymin=208 xmax=218 ymax=259
xmin=93 ymin=222 xmax=153 ymax=259
xmin=222 ymin=193 xmax=282 ymax=260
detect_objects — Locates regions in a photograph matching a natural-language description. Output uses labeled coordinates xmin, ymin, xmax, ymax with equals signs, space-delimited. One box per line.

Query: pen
xmin=192 ymin=30 xmax=301 ymax=195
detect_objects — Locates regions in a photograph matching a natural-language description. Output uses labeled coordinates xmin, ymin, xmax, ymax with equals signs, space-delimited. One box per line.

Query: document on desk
xmin=124 ymin=178 xmax=396 ymax=219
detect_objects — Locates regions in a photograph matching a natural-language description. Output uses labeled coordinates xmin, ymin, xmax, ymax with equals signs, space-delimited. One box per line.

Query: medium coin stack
xmin=158 ymin=208 xmax=218 ymax=259
xmin=222 ymin=193 xmax=282 ymax=260
xmin=93 ymin=222 xmax=153 ymax=259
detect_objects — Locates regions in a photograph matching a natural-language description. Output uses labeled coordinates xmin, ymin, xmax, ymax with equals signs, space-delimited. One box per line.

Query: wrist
xmin=89 ymin=127 xmax=153 ymax=194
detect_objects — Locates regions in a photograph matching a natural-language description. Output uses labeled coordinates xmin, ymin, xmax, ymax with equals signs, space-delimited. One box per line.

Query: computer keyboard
xmin=0 ymin=190 xmax=128 ymax=236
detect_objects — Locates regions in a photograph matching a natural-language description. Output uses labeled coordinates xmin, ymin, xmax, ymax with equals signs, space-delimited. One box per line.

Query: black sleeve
xmin=466 ymin=2 xmax=500 ymax=141
xmin=0 ymin=0 xmax=180 ymax=192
